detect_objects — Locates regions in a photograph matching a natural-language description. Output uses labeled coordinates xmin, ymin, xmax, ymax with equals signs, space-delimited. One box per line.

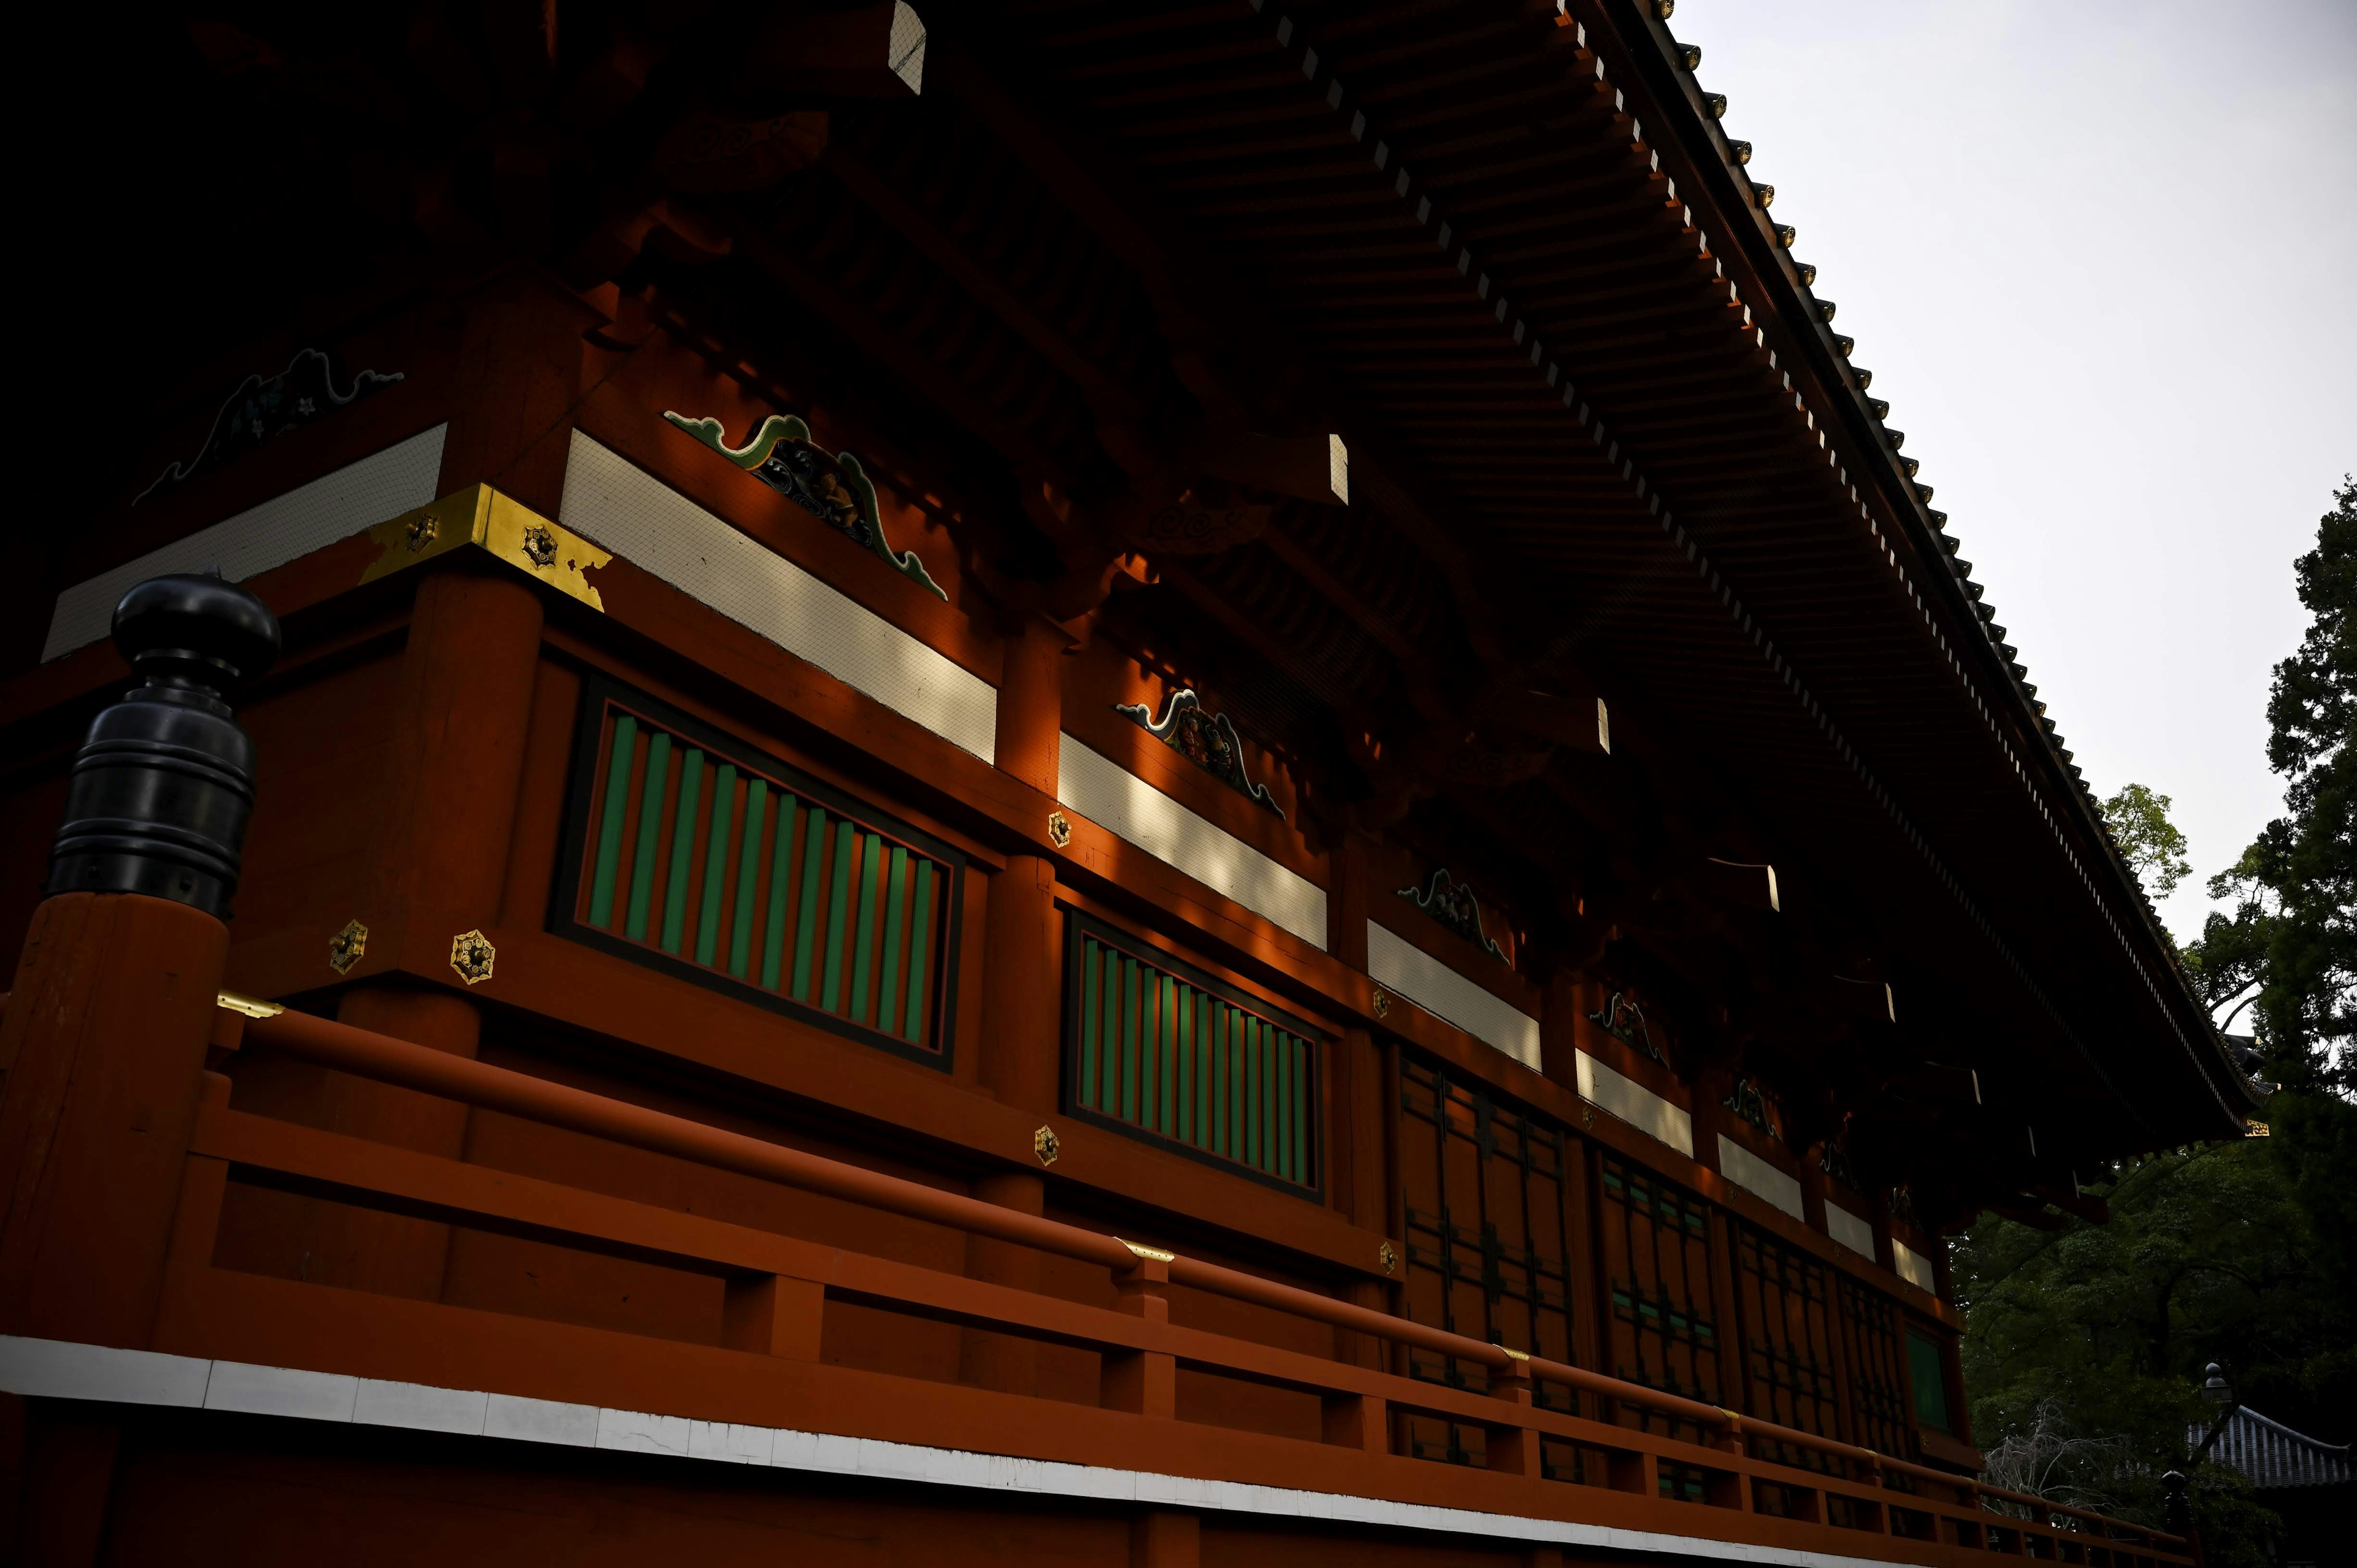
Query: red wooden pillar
xmin=0 ymin=894 xmax=229 ymax=1346
xmin=1130 ymin=1509 xmax=1199 ymax=1568
xmin=978 ymin=611 xmax=1065 ymax=1114
xmin=962 ymin=613 xmax=1067 ymax=1393
xmin=235 ymin=569 xmax=546 ymax=1300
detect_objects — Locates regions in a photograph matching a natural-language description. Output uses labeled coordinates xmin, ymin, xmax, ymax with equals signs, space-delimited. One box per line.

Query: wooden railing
xmin=185 ymin=1001 xmax=2191 ymax=1566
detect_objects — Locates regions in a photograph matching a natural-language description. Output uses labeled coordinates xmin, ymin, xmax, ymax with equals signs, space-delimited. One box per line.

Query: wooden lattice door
xmin=1397 ymin=1056 xmax=1581 ymax=1466
xmin=1731 ymin=1222 xmax=1843 ymax=1465
xmin=1594 ymin=1153 xmax=1723 ymax=1435
xmin=1838 ymin=1274 xmax=1914 ymax=1458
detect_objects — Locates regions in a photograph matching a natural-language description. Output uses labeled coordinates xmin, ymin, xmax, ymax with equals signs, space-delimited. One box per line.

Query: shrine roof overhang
xmin=952 ymin=0 xmax=2256 ymax=1150
xmin=55 ymin=1 xmax=2259 ymax=1173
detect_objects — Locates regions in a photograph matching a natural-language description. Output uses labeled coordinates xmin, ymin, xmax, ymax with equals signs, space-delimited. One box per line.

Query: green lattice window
xmin=558 ymin=679 xmax=963 ymax=1063
xmin=1064 ymin=916 xmax=1320 ymax=1193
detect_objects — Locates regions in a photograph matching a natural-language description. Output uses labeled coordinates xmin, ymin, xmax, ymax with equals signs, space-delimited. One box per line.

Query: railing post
xmin=722 ymin=1273 xmax=825 ymax=1359
xmin=1102 ymin=1246 xmax=1175 ymax=1417
xmin=1485 ymin=1352 xmax=1542 ymax=1479
xmin=0 ymin=575 xmax=276 ymax=1349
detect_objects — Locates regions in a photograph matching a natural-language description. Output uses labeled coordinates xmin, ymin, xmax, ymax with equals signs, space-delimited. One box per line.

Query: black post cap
xmin=45 ymin=573 xmax=281 ymax=918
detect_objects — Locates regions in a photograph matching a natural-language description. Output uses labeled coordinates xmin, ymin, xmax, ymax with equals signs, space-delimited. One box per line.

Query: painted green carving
xmin=664 ymin=410 xmax=946 ymax=600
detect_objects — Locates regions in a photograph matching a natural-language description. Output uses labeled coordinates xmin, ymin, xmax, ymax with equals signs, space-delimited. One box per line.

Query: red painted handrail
xmin=238 ymin=1003 xmax=2182 ymax=1550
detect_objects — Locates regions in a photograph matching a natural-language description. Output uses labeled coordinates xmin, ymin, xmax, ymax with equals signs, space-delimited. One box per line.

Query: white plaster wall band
xmin=1716 ymin=1135 xmax=1805 ymax=1222
xmin=1824 ymin=1202 xmax=1877 ymax=1261
xmin=0 ymin=1334 xmax=1905 ymax=1568
xmin=1365 ymin=921 xmax=1540 ymax=1070
xmin=1892 ymin=1238 xmax=1935 ymax=1293
xmin=43 ymin=425 xmax=451 ymax=662
xmin=1056 ymin=737 xmax=1326 ymax=949
xmin=1574 ymin=1051 xmax=1696 ymax=1159
xmin=559 ymin=431 xmax=997 ymax=764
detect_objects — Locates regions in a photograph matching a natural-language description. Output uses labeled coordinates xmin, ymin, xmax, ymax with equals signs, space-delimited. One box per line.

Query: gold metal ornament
xmin=1046 ymin=811 xmax=1072 ymax=848
xmin=1494 ymin=1343 xmax=1531 ymax=1362
xmin=327 ymin=918 xmax=369 ymax=975
xmin=449 ymin=929 xmax=497 ymax=986
xmin=1371 ymin=989 xmax=1391 ymax=1019
xmin=1117 ymin=1238 xmax=1176 ymax=1262
xmin=216 ymin=990 xmax=285 ymax=1019
xmin=362 ymin=485 xmax=611 ymax=611
xmin=1032 ymin=1125 xmax=1060 ymax=1166
xmin=1378 ymin=1240 xmax=1398 ymax=1275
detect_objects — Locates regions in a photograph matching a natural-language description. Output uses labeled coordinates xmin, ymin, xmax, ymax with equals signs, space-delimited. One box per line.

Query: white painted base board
xmin=1365 ymin=922 xmax=1540 ymax=1069
xmin=559 ymin=431 xmax=997 ymax=763
xmin=44 ymin=425 xmax=450 ymax=662
xmin=0 ymin=1334 xmax=1897 ymax=1568
xmin=1574 ymin=1051 xmax=1695 ymax=1158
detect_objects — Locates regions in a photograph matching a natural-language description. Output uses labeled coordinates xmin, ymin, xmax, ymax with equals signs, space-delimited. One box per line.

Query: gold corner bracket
xmin=360 ymin=484 xmax=611 ymax=611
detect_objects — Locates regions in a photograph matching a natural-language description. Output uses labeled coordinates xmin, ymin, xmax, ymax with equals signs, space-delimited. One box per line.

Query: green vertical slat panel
xmin=900 ymin=859 xmax=935 ymax=1044
xmin=729 ymin=780 xmax=767 ymax=978
xmin=791 ymin=808 xmax=827 ymax=1000
xmin=1275 ymin=1027 xmax=1291 ymax=1180
xmin=1139 ymin=973 xmax=1159 ymax=1132
xmin=1212 ymin=1003 xmax=1230 ymax=1157
xmin=625 ymin=732 xmax=671 ymax=941
xmin=877 ymin=845 xmax=909 ymax=1035
xmin=1140 ymin=975 xmax=1159 ymax=1134
xmin=660 ymin=749 xmax=705 ymax=955
xmin=760 ymin=796 xmax=798 ymax=991
xmin=1225 ymin=1004 xmax=1244 ymax=1150
xmin=1158 ymin=976 xmax=1177 ymax=1135
xmin=1197 ymin=998 xmax=1212 ymax=1153
xmin=1120 ymin=957 xmax=1139 ymax=1124
xmin=1298 ymin=1035 xmax=1313 ymax=1184
xmin=821 ymin=817 xmax=856 ymax=1011
xmin=1099 ymin=946 xmax=1121 ymax=1111
xmin=1175 ymin=985 xmax=1194 ymax=1146
xmin=1244 ymin=1017 xmax=1261 ymax=1170
xmin=694 ymin=763 xmax=738 ymax=967
xmin=587 ymin=716 xmax=637 ymax=929
xmin=850 ymin=832 xmax=883 ymax=1024
xmin=1079 ymin=938 xmax=1103 ymax=1108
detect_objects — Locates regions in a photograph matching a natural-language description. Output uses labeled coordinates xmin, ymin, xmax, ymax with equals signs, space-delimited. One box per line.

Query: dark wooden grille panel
xmin=1839 ymin=1274 xmax=1916 ymax=1459
xmin=1732 ymin=1222 xmax=1843 ymax=1469
xmin=1596 ymin=1154 xmax=1722 ymax=1435
xmin=1397 ymin=1056 xmax=1585 ymax=1468
xmin=560 ymin=685 xmax=962 ymax=1062
xmin=1064 ymin=919 xmax=1318 ymax=1192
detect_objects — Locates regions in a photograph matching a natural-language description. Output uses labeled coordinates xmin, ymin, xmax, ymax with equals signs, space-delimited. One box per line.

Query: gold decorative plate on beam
xmin=360 ymin=484 xmax=611 ymax=610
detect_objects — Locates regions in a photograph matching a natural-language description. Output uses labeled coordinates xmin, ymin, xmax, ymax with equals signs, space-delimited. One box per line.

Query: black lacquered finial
xmin=45 ymin=573 xmax=281 ymax=917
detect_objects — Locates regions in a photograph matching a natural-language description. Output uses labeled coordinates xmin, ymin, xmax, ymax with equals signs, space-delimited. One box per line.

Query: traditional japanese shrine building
xmin=0 ymin=2 xmax=2258 ymax=1564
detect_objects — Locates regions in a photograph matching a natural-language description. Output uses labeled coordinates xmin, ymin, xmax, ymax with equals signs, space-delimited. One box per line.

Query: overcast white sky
xmin=1671 ymin=0 xmax=2356 ymax=949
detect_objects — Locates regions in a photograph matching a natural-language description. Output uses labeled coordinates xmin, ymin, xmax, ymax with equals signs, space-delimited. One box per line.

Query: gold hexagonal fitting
xmin=1033 ymin=1124 xmax=1061 ymax=1166
xmin=1046 ymin=811 xmax=1072 ymax=849
xmin=1371 ymin=989 xmax=1391 ymax=1019
xmin=327 ymin=918 xmax=369 ymax=976
xmin=450 ymin=929 xmax=497 ymax=986
xmin=1378 ymin=1240 xmax=1398 ymax=1276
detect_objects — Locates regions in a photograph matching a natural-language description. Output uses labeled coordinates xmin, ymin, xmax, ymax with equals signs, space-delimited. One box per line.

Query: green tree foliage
xmin=1962 ymin=481 xmax=2357 ymax=1563
xmin=2099 ymin=782 xmax=2194 ymax=901
xmin=1957 ymin=1142 xmax=2350 ymax=1560
xmin=2189 ymin=479 xmax=2355 ymax=1286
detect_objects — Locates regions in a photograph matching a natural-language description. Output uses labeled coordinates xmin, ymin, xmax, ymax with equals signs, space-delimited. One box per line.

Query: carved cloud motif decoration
xmin=137 ymin=348 xmax=403 ymax=504
xmin=1115 ymin=688 xmax=1283 ymax=818
xmin=664 ymin=410 xmax=946 ymax=600
xmin=1395 ymin=867 xmax=1507 ymax=963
